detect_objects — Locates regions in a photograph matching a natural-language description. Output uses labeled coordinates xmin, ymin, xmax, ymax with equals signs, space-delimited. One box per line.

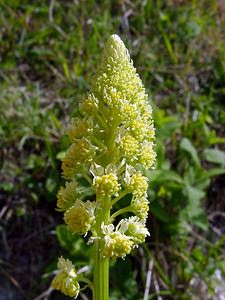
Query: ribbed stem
xmin=93 ymin=195 xmax=110 ymax=300
xmin=93 ymin=240 xmax=109 ymax=300
xmin=93 ymin=116 xmax=118 ymax=299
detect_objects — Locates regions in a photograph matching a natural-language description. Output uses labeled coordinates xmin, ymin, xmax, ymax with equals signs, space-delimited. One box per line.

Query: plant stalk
xmin=93 ymin=195 xmax=110 ymax=300
xmin=93 ymin=239 xmax=109 ymax=300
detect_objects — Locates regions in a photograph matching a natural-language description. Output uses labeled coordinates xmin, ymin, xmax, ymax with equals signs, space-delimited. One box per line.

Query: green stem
xmin=90 ymin=135 xmax=107 ymax=150
xmin=110 ymin=206 xmax=132 ymax=221
xmin=81 ymin=170 xmax=93 ymax=185
xmin=93 ymin=195 xmax=110 ymax=300
xmin=92 ymin=116 xmax=121 ymax=299
xmin=94 ymin=239 xmax=109 ymax=300
xmin=77 ymin=277 xmax=93 ymax=293
xmin=77 ymin=277 xmax=93 ymax=289
xmin=111 ymin=189 xmax=129 ymax=206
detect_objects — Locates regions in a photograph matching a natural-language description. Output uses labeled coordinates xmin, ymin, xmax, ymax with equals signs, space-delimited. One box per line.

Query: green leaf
xmin=56 ymin=151 xmax=66 ymax=160
xmin=56 ymin=225 xmax=86 ymax=255
xmin=182 ymin=185 xmax=208 ymax=231
xmin=154 ymin=170 xmax=183 ymax=184
xmin=45 ymin=177 xmax=56 ymax=194
xmin=180 ymin=137 xmax=201 ymax=167
xmin=111 ymin=259 xmax=139 ymax=300
xmin=156 ymin=113 xmax=181 ymax=139
xmin=203 ymin=148 xmax=225 ymax=166
xmin=197 ymin=168 xmax=225 ymax=183
xmin=147 ymin=170 xmax=183 ymax=190
xmin=185 ymin=185 xmax=205 ymax=204
xmin=150 ymin=201 xmax=171 ymax=223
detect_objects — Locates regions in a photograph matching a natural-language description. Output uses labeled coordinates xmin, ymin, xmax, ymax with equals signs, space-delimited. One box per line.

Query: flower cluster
xmin=57 ymin=181 xmax=78 ymax=211
xmin=53 ymin=34 xmax=156 ymax=298
xmin=126 ymin=172 xmax=148 ymax=197
xmin=119 ymin=134 xmax=139 ymax=159
xmin=64 ymin=200 xmax=96 ymax=235
xmin=101 ymin=230 xmax=133 ymax=259
xmin=93 ymin=173 xmax=119 ymax=197
xmin=119 ymin=217 xmax=149 ymax=245
xmin=131 ymin=196 xmax=149 ymax=219
xmin=92 ymin=34 xmax=156 ymax=169
xmin=67 ymin=118 xmax=92 ymax=142
xmin=101 ymin=217 xmax=149 ymax=259
xmin=52 ymin=257 xmax=80 ymax=298
xmin=62 ymin=139 xmax=95 ymax=179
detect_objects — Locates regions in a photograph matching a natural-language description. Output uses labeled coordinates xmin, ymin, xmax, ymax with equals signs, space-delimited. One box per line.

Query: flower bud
xmin=139 ymin=142 xmax=156 ymax=169
xmin=93 ymin=173 xmax=119 ymax=197
xmin=131 ymin=196 xmax=149 ymax=220
xmin=128 ymin=172 xmax=148 ymax=197
xmin=119 ymin=134 xmax=139 ymax=159
xmin=103 ymin=34 xmax=130 ymax=65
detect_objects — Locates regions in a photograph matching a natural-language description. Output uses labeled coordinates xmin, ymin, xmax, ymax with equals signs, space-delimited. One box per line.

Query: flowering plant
xmin=52 ymin=34 xmax=156 ymax=299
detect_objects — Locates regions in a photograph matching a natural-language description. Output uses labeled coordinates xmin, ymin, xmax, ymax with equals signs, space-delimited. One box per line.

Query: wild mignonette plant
xmin=52 ymin=34 xmax=156 ymax=299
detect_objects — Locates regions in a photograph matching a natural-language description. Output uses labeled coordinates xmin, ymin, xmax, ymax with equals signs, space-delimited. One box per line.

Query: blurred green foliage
xmin=0 ymin=0 xmax=225 ymax=299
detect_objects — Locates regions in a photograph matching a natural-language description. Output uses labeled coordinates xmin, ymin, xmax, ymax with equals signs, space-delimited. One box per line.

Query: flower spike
xmin=53 ymin=34 xmax=156 ymax=300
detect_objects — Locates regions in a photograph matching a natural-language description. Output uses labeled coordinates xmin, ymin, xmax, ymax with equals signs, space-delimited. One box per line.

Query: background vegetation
xmin=0 ymin=0 xmax=225 ymax=299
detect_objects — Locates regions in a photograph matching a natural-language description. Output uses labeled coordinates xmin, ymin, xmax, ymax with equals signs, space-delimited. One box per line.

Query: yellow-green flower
xmin=62 ymin=139 xmax=95 ymax=179
xmin=118 ymin=216 xmax=150 ymax=246
xmin=79 ymin=93 xmax=98 ymax=116
xmin=51 ymin=257 xmax=79 ymax=298
xmin=93 ymin=173 xmax=119 ymax=197
xmin=55 ymin=34 xmax=156 ymax=299
xmin=119 ymin=134 xmax=139 ymax=159
xmin=64 ymin=200 xmax=95 ymax=235
xmin=57 ymin=181 xmax=78 ymax=211
xmin=128 ymin=172 xmax=148 ymax=197
xmin=67 ymin=118 xmax=92 ymax=142
xmin=131 ymin=196 xmax=149 ymax=220
xmin=101 ymin=224 xmax=133 ymax=259
xmin=138 ymin=141 xmax=156 ymax=169
xmin=102 ymin=232 xmax=133 ymax=259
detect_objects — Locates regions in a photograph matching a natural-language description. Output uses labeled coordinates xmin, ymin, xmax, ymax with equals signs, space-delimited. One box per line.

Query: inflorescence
xmin=52 ymin=34 xmax=156 ymax=298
